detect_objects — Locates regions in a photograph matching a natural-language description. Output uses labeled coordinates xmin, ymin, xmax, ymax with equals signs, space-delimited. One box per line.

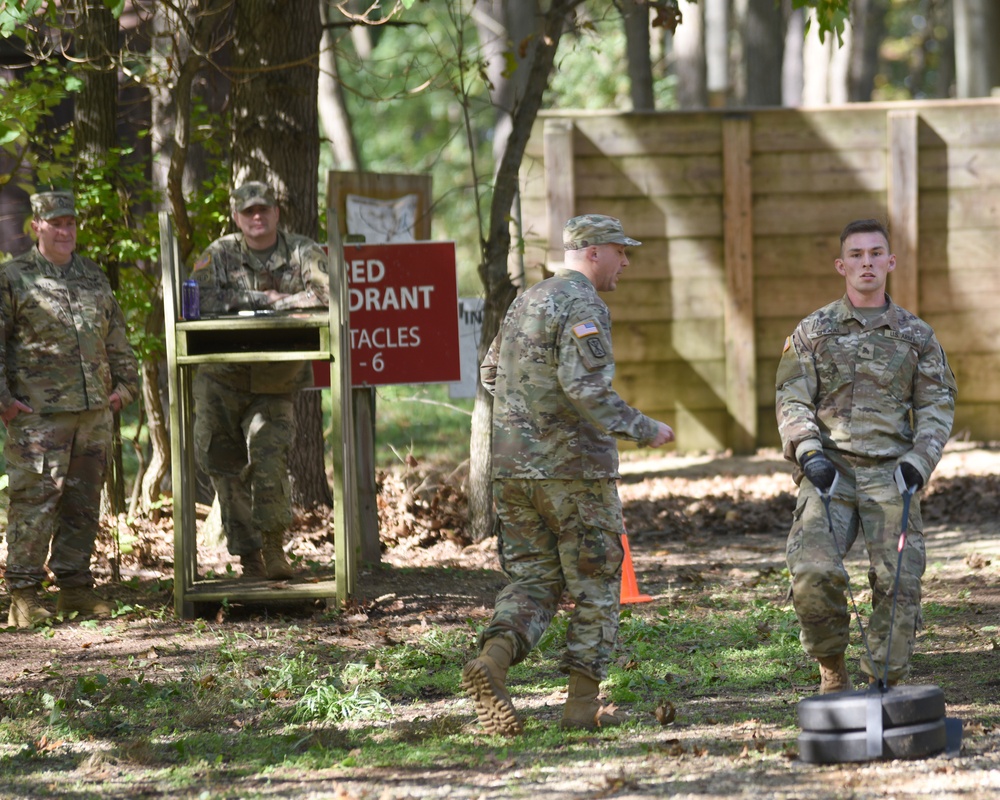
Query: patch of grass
xmin=368 ymin=383 xmax=474 ymax=468
xmin=0 ymin=527 xmax=997 ymax=797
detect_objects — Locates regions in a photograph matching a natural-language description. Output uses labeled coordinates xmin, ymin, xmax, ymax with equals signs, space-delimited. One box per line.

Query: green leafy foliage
xmin=0 ymin=65 xmax=74 ymax=195
xmin=0 ymin=1 xmax=46 ymax=39
xmin=337 ymin=4 xmax=498 ymax=289
xmin=793 ymin=0 xmax=852 ymax=44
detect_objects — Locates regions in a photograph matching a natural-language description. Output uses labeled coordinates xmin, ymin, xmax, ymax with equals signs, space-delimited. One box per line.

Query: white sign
xmin=449 ymin=297 xmax=485 ymax=399
xmin=345 ymin=194 xmax=419 ymax=243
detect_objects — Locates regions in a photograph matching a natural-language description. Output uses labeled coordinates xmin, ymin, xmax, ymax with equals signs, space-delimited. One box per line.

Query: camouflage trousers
xmin=479 ymin=478 xmax=625 ymax=682
xmin=786 ymin=456 xmax=926 ymax=683
xmin=193 ymin=374 xmax=294 ymax=556
xmin=3 ymin=409 xmax=112 ymax=590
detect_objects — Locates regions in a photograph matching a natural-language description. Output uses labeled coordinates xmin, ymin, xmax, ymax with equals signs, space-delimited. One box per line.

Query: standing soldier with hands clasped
xmin=776 ymin=218 xmax=956 ymax=693
xmin=1 ymin=190 xmax=139 ymax=628
xmin=464 ymin=214 xmax=674 ymax=735
xmin=188 ymin=181 xmax=329 ymax=581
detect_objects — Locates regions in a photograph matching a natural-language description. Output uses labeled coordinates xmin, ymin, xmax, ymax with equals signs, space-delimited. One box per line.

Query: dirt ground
xmin=1 ymin=442 xmax=1000 ymax=798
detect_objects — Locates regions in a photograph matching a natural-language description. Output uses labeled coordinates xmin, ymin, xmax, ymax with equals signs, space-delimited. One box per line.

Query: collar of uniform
xmin=239 ymin=230 xmax=288 ymax=267
xmin=31 ymin=245 xmax=80 ymax=277
xmin=552 ymin=268 xmax=594 ymax=287
xmin=840 ymin=292 xmax=900 ymax=330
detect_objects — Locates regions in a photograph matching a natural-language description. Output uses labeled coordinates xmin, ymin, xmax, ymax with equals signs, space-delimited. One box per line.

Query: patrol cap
xmin=30 ymin=191 xmax=77 ymax=220
xmin=563 ymin=214 xmax=641 ymax=250
xmin=231 ymin=181 xmax=277 ymax=213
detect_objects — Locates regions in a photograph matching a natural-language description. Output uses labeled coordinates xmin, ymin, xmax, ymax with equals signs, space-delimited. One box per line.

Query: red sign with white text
xmin=344 ymin=241 xmax=460 ymax=386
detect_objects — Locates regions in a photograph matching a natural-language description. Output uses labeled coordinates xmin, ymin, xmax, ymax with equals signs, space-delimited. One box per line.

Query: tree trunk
xmin=935 ymin=2 xmax=956 ymax=99
xmin=672 ymin=0 xmax=706 ymax=108
xmin=468 ymin=0 xmax=583 ymax=543
xmin=826 ymin=13 xmax=851 ymax=104
xmin=704 ymin=0 xmax=729 ymax=107
xmin=743 ymin=0 xmax=785 ymax=106
xmin=622 ymin=0 xmax=655 ymax=110
xmin=71 ymin=1 xmax=117 ymax=163
xmin=319 ymin=0 xmax=360 ymax=171
xmin=953 ymin=0 xmax=1000 ymax=98
xmin=139 ymin=356 xmax=169 ymax=517
xmin=69 ymin=0 xmax=125 ymax=516
xmin=801 ymin=9 xmax=831 ymax=106
xmin=472 ymin=0 xmax=541 ymax=169
xmin=848 ymin=0 xmax=887 ymax=101
xmin=232 ymin=0 xmax=331 ymax=509
xmin=144 ymin=0 xmax=231 ymax=515
xmin=288 ymin=391 xmax=332 ymax=506
xmin=782 ymin=5 xmax=804 ymax=106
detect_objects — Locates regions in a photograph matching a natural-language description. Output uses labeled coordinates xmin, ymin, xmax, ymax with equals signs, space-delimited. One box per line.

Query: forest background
xmin=2 ymin=0 xmax=995 ymax=545
xmin=1 ymin=3 xmax=1000 ymax=797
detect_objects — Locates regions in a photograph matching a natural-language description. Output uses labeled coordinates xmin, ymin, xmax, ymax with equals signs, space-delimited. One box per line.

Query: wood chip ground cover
xmin=0 ymin=444 xmax=998 ymax=798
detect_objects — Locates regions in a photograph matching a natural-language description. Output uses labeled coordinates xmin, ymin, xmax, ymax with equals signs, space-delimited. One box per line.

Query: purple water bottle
xmin=181 ymin=278 xmax=200 ymax=320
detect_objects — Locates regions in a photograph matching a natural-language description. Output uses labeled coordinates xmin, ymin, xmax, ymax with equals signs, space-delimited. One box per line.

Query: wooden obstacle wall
xmin=518 ymin=99 xmax=1000 ymax=453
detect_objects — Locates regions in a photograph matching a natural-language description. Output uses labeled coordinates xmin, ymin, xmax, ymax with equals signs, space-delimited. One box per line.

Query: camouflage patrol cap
xmin=231 ymin=181 xmax=277 ymax=213
xmin=30 ymin=191 xmax=77 ymax=220
xmin=563 ymin=214 xmax=641 ymax=250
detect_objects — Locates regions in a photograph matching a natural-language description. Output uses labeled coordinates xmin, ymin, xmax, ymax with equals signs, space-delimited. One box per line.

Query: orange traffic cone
xmin=620 ymin=531 xmax=652 ymax=604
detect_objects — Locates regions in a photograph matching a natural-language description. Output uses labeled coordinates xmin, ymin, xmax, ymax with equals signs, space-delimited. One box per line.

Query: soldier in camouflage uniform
xmin=776 ymin=218 xmax=956 ymax=693
xmin=1 ymin=191 xmax=139 ymax=628
xmin=189 ymin=181 xmax=329 ymax=580
xmin=463 ymin=214 xmax=674 ymax=735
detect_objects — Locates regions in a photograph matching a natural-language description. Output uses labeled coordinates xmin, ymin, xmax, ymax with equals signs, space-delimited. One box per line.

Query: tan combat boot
xmin=261 ymin=532 xmax=294 ymax=580
xmin=8 ymin=588 xmax=54 ymax=628
xmin=560 ymin=671 xmax=625 ymax=731
xmin=462 ymin=636 xmax=523 ymax=736
xmin=240 ymin=549 xmax=267 ymax=579
xmin=817 ymin=654 xmax=850 ymax=694
xmin=57 ymin=587 xmax=113 ymax=619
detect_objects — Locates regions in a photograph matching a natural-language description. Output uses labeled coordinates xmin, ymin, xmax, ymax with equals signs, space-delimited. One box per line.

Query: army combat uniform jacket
xmin=775 ymin=294 xmax=956 ymax=482
xmin=0 ymin=246 xmax=139 ymax=415
xmin=481 ymin=269 xmax=661 ymax=480
xmin=189 ymin=230 xmax=329 ymax=394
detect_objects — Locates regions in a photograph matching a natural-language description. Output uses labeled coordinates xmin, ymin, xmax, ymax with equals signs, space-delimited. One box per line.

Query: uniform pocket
xmin=878 ymin=340 xmax=918 ymax=402
xmin=4 ymin=417 xmax=44 ymax=473
xmin=576 ymin=480 xmax=625 ymax=535
xmin=575 ymin=481 xmax=625 ymax=578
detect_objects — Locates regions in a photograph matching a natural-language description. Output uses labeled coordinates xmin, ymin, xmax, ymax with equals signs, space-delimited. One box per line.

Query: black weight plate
xmin=798 ymin=717 xmax=947 ymax=764
xmin=798 ymin=685 xmax=946 ymax=732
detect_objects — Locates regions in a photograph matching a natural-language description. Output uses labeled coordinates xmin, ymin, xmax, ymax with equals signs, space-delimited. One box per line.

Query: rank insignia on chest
xmin=859 ymin=342 xmax=875 ymax=359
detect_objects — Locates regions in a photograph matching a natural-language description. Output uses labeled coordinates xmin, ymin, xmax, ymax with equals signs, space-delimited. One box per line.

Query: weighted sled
xmin=798 ymin=717 xmax=947 ymax=764
xmin=797 ymin=685 xmax=946 ymax=732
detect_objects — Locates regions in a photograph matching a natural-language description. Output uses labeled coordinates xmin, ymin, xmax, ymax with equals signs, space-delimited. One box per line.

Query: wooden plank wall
xmin=519 ymin=99 xmax=1000 ymax=453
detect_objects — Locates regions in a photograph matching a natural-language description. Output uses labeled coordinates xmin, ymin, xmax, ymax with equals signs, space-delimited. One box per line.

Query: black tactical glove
xmin=800 ymin=449 xmax=837 ymax=493
xmin=899 ymin=462 xmax=924 ymax=491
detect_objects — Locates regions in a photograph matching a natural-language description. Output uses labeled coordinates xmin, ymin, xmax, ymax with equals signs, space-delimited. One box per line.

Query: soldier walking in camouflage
xmin=776 ymin=218 xmax=956 ymax=693
xmin=1 ymin=191 xmax=139 ymax=628
xmin=189 ymin=181 xmax=329 ymax=581
xmin=464 ymin=215 xmax=674 ymax=735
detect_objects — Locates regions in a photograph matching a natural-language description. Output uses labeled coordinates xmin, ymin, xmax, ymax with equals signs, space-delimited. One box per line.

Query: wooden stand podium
xmin=159 ymin=212 xmax=356 ymax=618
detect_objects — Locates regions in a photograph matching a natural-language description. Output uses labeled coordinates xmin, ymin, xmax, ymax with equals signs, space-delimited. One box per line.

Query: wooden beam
xmin=722 ymin=115 xmax=757 ymax=454
xmin=544 ymin=119 xmax=575 ymax=274
xmin=326 ymin=172 xmax=434 ymax=566
xmin=325 ymin=205 xmax=358 ymax=606
xmin=888 ymin=109 xmax=920 ymax=313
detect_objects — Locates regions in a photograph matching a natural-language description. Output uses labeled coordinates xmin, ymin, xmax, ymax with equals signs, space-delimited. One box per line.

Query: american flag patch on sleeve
xmin=572 ymin=321 xmax=599 ymax=338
